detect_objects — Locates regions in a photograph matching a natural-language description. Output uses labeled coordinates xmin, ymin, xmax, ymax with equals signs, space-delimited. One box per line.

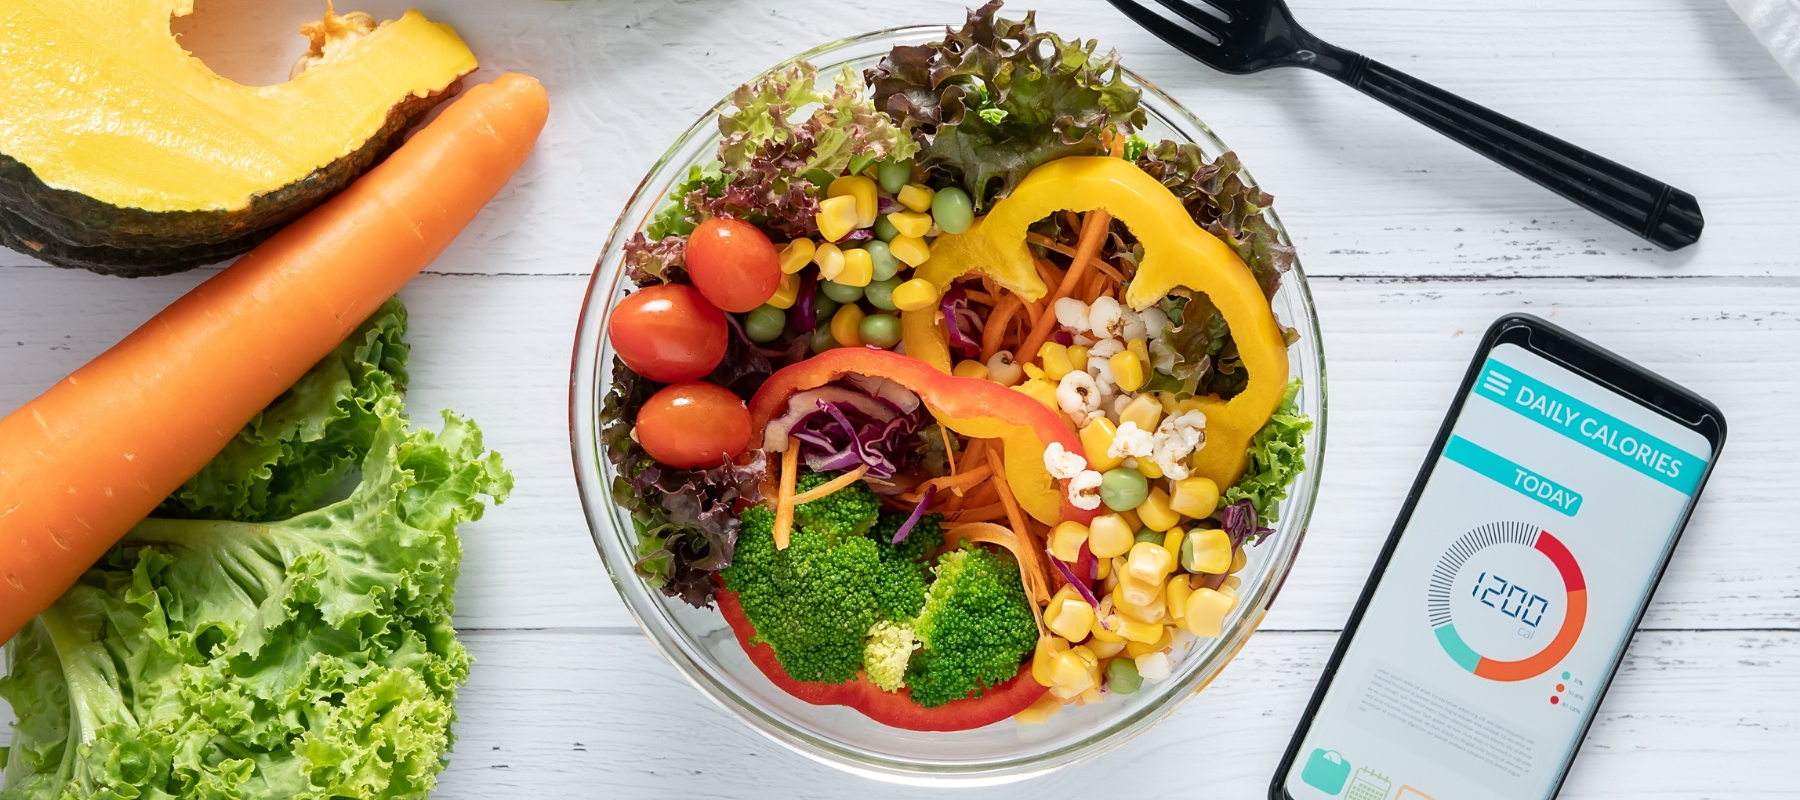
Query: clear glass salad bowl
xmin=570 ymin=26 xmax=1327 ymax=785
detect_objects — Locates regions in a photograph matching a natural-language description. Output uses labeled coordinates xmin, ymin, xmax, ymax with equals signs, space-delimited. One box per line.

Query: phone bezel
xmin=1269 ymin=313 xmax=1726 ymax=800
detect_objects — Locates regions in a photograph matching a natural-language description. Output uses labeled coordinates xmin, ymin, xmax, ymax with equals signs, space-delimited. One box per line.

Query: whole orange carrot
xmin=0 ymin=74 xmax=550 ymax=644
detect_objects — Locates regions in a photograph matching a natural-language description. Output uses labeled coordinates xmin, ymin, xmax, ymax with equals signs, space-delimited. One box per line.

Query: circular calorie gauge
xmin=1427 ymin=521 xmax=1587 ymax=682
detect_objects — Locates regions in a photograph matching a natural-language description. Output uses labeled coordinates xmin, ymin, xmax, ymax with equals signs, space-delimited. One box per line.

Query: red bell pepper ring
xmin=716 ymin=589 xmax=1048 ymax=731
xmin=747 ymin=348 xmax=1097 ymax=527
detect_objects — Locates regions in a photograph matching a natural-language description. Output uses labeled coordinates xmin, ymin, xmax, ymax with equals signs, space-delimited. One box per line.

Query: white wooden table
xmin=4 ymin=0 xmax=1798 ymax=796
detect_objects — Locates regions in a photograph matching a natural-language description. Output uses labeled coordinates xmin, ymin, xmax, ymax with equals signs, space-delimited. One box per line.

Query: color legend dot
xmin=1562 ymin=671 xmax=1571 ymax=680
xmin=1556 ymin=683 xmax=1566 ymax=691
xmin=1550 ymin=696 xmax=1560 ymax=704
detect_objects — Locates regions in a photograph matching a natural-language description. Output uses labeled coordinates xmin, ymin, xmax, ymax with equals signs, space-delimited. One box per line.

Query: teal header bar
xmin=1476 ymin=358 xmax=1706 ymax=495
xmin=1444 ymin=436 xmax=1582 ymax=516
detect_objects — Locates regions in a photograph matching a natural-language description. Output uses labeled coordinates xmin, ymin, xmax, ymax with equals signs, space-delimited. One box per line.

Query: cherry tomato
xmin=608 ymin=284 xmax=728 ymax=382
xmin=635 ymin=382 xmax=751 ymax=469
xmin=685 ymin=217 xmax=781 ymax=313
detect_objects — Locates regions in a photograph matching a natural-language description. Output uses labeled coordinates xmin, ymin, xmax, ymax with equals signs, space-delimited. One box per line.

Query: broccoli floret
xmin=791 ymin=470 xmax=880 ymax=539
xmin=904 ymin=546 xmax=1039 ymax=708
xmin=862 ymin=619 xmax=918 ymax=692
xmin=727 ymin=486 xmax=889 ymax=688
xmin=867 ymin=510 xmax=940 ymax=621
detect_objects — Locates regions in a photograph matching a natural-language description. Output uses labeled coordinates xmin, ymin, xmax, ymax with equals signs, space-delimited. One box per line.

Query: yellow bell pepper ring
xmin=902 ymin=156 xmax=1289 ymax=488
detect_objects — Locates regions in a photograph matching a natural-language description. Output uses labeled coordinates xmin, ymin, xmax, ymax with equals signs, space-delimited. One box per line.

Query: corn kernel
xmin=888 ymin=234 xmax=930 ymax=266
xmin=1127 ymin=337 xmax=1151 ymax=369
xmin=1117 ymin=592 xmax=1166 ymax=625
xmin=1014 ymin=378 xmax=1060 ymax=414
xmin=1170 ymin=477 xmax=1220 ymax=519
xmin=1086 ymin=636 xmax=1127 ymax=659
xmin=1153 ymin=391 xmax=1179 ymax=414
xmin=1183 ymin=588 xmax=1234 ymax=638
xmin=1114 ymin=616 xmax=1164 ymax=644
xmin=1175 ymin=397 xmax=1208 ymax=416
xmin=1162 ymin=529 xmax=1185 ymax=556
xmin=1229 ymin=546 xmax=1248 ymax=574
xmin=1109 ymin=351 xmax=1145 ymax=392
xmin=1118 ymin=394 xmax=1163 ymax=433
xmin=778 ymin=239 xmax=815 ymax=274
xmin=1135 ymin=457 xmax=1164 ymax=480
xmin=1038 ymin=343 xmax=1075 ymax=380
xmin=1126 ymin=541 xmax=1176 ymax=585
xmin=1022 ymin=362 xmax=1046 ymax=382
xmin=887 ymin=278 xmax=938 ymax=313
xmin=1050 ymin=521 xmax=1089 ymax=562
xmin=1079 ymin=419 xmax=1124 ymax=473
xmin=827 ymin=175 xmax=879 ymax=228
xmin=1117 ymin=507 xmax=1143 ymax=532
xmin=1066 ymin=345 xmax=1090 ymax=373
xmin=896 ymin=183 xmax=935 ymax=213
xmin=1094 ymin=554 xmax=1112 ymax=581
xmin=830 ymin=303 xmax=865 ymax=347
xmin=1114 ymin=574 xmax=1162 ymax=609
xmin=1183 ymin=528 xmax=1232 ymax=574
xmin=1166 ymin=575 xmax=1193 ymax=621
xmin=764 ymin=273 xmax=800 ymax=309
xmin=1051 ymin=648 xmax=1098 ymax=692
xmin=1048 ymin=596 xmax=1095 ymax=642
xmin=888 ymin=210 xmax=933 ymax=238
xmin=1125 ymin=625 xmax=1174 ymax=658
xmin=1077 ymin=686 xmax=1105 ymax=706
xmin=1223 ymin=575 xmax=1242 ymax=595
xmin=1032 ymin=636 xmax=1071 ymax=687
xmin=812 ymin=241 xmax=844 ymax=278
xmin=1089 ymin=612 xmax=1126 ymax=643
xmin=837 ymin=247 xmax=873 ymax=287
xmin=1015 ymin=693 xmax=1064 ymax=724
xmin=1088 ymin=513 xmax=1134 ymax=559
xmin=952 ymin=359 xmax=989 ymax=380
xmin=816 ymin=195 xmax=859 ymax=241
xmin=1137 ymin=488 xmax=1180 ymax=532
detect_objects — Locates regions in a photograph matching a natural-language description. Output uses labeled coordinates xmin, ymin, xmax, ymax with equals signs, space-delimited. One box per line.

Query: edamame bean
xmin=859 ymin=314 xmax=903 ymax=348
xmin=873 ymin=215 xmax=900 ymax=242
xmin=877 ymin=160 xmax=913 ymax=194
xmin=811 ymin=293 xmax=841 ymax=326
xmin=863 ymin=276 xmax=904 ymax=311
xmin=1100 ymin=467 xmax=1149 ymax=512
xmin=1105 ymin=657 xmax=1143 ymax=695
xmin=810 ymin=325 xmax=840 ymax=354
xmin=745 ymin=306 xmax=787 ymax=343
xmin=1135 ymin=528 xmax=1164 ymax=545
xmin=821 ymin=280 xmax=864 ymax=304
xmin=931 ymin=186 xmax=974 ymax=234
xmin=864 ymin=240 xmax=900 ymax=281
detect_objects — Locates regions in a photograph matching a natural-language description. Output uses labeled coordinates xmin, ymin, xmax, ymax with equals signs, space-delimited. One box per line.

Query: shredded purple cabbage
xmin=790 ymin=272 xmax=819 ymax=333
xmin=1221 ymin=499 xmax=1274 ymax=547
xmin=891 ymin=485 xmax=936 ymax=544
xmin=940 ymin=285 xmax=982 ymax=359
xmin=877 ymin=195 xmax=900 ymax=215
xmin=1052 ymin=330 xmax=1074 ymax=346
xmin=786 ymin=395 xmax=927 ymax=479
xmin=838 ymin=229 xmax=875 ymax=243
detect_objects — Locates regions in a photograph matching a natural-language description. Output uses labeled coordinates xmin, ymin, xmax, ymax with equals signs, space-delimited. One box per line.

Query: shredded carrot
xmin=1021 ymin=209 xmax=1113 ymax=358
xmin=1065 ymin=210 xmax=1081 ymax=232
xmin=949 ymin=503 xmax=1009 ymax=523
xmin=1092 ymin=258 xmax=1127 ymax=284
xmin=964 ymin=290 xmax=998 ymax=306
xmin=941 ymin=424 xmax=958 ymax=477
xmin=980 ymin=295 xmax=1023 ymax=362
xmin=879 ymin=494 xmax=915 ymax=512
xmin=1109 ymin=131 xmax=1126 ymax=158
xmin=1021 ymin=297 xmax=1044 ymax=340
xmin=1027 ymin=233 xmax=1078 ymax=260
xmin=1033 ymin=256 xmax=1067 ymax=289
xmin=789 ymin=464 xmax=870 ymax=505
xmin=773 ymin=436 xmax=800 ymax=550
xmin=905 ymin=462 xmax=993 ymax=500
xmin=1081 ymin=271 xmax=1108 ymax=304
xmin=960 ymin=482 xmax=1000 ymax=508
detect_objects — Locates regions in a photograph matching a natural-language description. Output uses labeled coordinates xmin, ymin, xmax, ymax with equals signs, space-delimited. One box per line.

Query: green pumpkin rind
xmin=0 ymin=81 xmax=460 ymax=278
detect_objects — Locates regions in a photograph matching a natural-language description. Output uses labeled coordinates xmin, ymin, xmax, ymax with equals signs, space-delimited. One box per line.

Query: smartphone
xmin=1271 ymin=314 xmax=1725 ymax=800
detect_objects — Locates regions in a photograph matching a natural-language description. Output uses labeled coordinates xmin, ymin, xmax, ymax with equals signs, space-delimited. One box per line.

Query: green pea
xmin=812 ymin=293 xmax=841 ymax=325
xmin=931 ymin=186 xmax=974 ymax=234
xmin=876 ymin=160 xmax=913 ymax=194
xmin=1135 ymin=528 xmax=1164 ymax=545
xmin=1180 ymin=531 xmax=1198 ymax=572
xmin=873 ymin=215 xmax=900 ymax=242
xmin=859 ymin=314 xmax=903 ymax=349
xmin=864 ymin=276 xmax=904 ymax=311
xmin=864 ymin=240 xmax=900 ymax=281
xmin=1105 ymin=657 xmax=1142 ymax=695
xmin=821 ymin=280 xmax=864 ymax=304
xmin=745 ymin=306 xmax=787 ymax=343
xmin=810 ymin=325 xmax=840 ymax=354
xmin=1100 ymin=467 xmax=1149 ymax=512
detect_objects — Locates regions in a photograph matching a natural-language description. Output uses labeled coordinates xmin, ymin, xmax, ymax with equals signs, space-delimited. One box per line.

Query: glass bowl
xmin=569 ymin=25 xmax=1327 ymax=785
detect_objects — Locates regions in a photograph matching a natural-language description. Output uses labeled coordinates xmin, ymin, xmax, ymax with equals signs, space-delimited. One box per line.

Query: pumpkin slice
xmin=0 ymin=1 xmax=478 ymax=276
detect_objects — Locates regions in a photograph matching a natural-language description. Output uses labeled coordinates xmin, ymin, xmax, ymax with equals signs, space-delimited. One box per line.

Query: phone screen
xmin=1281 ymin=341 xmax=1715 ymax=800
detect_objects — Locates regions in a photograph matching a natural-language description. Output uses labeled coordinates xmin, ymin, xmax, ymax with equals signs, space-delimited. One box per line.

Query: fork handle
xmin=1325 ymin=54 xmax=1702 ymax=250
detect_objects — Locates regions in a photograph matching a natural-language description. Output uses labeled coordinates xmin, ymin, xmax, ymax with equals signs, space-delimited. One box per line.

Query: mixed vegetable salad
xmin=602 ymin=1 xmax=1312 ymax=730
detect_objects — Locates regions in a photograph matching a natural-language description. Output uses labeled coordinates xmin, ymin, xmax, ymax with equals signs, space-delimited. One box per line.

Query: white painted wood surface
xmin=4 ymin=0 xmax=1799 ymax=796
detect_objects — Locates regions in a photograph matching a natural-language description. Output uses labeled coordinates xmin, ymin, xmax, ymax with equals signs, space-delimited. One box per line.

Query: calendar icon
xmin=1344 ymin=767 xmax=1391 ymax=800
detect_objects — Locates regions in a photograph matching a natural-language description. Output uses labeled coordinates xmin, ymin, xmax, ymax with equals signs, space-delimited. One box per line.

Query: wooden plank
xmin=13 ymin=628 xmax=1783 ymax=797
xmin=2 ymin=0 xmax=1793 ymax=279
xmin=1 ymin=270 xmax=1793 ymax=632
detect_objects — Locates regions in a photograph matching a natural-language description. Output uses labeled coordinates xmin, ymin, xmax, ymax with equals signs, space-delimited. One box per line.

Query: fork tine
xmin=1151 ymin=0 xmax=1232 ymax=29
xmin=1105 ymin=0 xmax=1225 ymax=57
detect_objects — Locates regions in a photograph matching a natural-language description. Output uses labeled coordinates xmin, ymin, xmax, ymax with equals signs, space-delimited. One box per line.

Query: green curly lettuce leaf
xmin=0 ymin=400 xmax=512 ymax=800
xmin=155 ymin=297 xmax=408 ymax=523
xmin=1222 ymin=379 xmax=1312 ymax=523
xmin=866 ymin=0 xmax=1146 ymax=208
xmin=1133 ymin=140 xmax=1296 ymax=301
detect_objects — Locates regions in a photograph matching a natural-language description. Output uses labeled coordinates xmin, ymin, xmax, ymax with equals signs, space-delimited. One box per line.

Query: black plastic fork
xmin=1108 ymin=0 xmax=1703 ymax=250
